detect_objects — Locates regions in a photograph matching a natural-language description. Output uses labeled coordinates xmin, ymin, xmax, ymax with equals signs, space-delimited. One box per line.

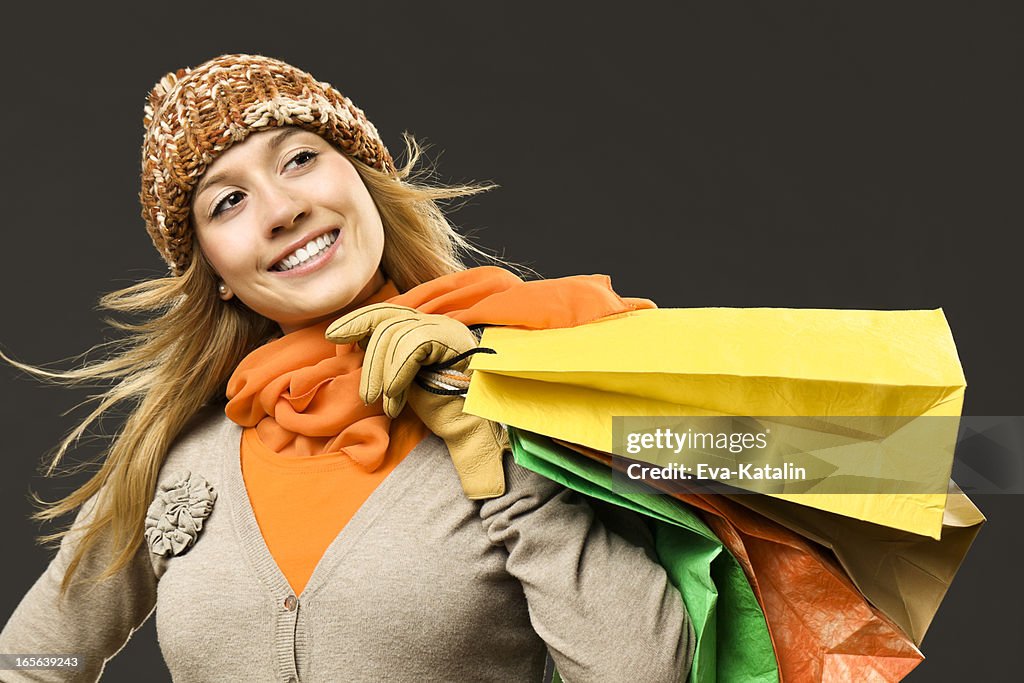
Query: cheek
xmin=351 ymin=193 xmax=385 ymax=256
xmin=360 ymin=216 xmax=386 ymax=270
xmin=323 ymin=181 xmax=386 ymax=261
xmin=196 ymin=232 xmax=252 ymax=280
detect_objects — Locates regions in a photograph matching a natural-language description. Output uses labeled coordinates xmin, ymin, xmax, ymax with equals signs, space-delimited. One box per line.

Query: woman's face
xmin=191 ymin=128 xmax=386 ymax=334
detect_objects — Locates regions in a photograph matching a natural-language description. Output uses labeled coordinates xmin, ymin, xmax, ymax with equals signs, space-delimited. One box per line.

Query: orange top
xmin=225 ymin=266 xmax=655 ymax=594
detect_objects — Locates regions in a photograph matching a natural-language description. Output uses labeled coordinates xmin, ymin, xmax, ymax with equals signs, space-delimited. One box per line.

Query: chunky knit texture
xmin=140 ymin=53 xmax=395 ymax=275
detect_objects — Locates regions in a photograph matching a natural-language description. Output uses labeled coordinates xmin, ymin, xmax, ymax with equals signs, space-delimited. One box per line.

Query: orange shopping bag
xmin=559 ymin=439 xmax=925 ymax=682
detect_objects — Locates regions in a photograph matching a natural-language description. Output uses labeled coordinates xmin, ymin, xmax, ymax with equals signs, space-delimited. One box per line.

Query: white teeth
xmin=274 ymin=230 xmax=339 ymax=271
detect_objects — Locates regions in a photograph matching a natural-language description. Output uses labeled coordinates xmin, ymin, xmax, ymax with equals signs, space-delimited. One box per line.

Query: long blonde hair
xmin=5 ymin=134 xmax=519 ymax=595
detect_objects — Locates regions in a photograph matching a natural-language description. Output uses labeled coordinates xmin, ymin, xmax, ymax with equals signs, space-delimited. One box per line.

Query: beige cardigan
xmin=0 ymin=406 xmax=694 ymax=682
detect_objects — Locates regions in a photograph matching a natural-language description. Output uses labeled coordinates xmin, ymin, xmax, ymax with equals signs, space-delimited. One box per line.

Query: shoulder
xmin=157 ymin=404 xmax=239 ymax=485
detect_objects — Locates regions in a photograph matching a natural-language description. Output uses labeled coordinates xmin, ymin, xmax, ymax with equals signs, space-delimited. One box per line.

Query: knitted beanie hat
xmin=140 ymin=54 xmax=396 ymax=275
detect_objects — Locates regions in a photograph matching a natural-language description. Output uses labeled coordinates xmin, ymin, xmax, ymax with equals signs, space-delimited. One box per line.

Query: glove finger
xmin=361 ymin=314 xmax=420 ymax=405
xmin=383 ymin=390 xmax=408 ymax=419
xmin=324 ymin=304 xmax=418 ymax=345
xmin=383 ymin=324 xmax=449 ymax=401
xmin=383 ymin=320 xmax=478 ymax=400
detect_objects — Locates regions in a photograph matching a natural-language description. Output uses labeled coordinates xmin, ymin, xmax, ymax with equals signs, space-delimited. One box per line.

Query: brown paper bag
xmin=725 ymin=481 xmax=984 ymax=645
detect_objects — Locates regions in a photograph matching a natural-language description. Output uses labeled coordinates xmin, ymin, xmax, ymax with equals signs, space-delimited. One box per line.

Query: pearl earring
xmin=218 ymin=283 xmax=228 ymax=296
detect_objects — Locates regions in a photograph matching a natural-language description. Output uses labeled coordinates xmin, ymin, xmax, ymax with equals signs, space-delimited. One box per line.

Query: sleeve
xmin=0 ymin=494 xmax=159 ymax=682
xmin=479 ymin=456 xmax=696 ymax=683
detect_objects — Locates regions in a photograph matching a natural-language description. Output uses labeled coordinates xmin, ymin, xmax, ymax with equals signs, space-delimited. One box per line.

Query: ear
xmin=218 ymin=282 xmax=234 ymax=301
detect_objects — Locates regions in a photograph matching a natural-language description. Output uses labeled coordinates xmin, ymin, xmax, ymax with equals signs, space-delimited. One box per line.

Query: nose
xmin=262 ymin=183 xmax=312 ymax=236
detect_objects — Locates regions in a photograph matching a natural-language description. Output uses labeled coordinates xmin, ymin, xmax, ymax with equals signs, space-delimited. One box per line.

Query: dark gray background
xmin=1 ymin=2 xmax=1020 ymax=680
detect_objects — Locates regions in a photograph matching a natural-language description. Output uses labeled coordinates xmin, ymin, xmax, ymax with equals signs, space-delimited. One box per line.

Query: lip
xmin=269 ymin=228 xmax=342 ymax=277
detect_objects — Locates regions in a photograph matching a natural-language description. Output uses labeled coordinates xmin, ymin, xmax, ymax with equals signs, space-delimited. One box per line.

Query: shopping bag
xmin=724 ymin=481 xmax=984 ymax=645
xmin=556 ymin=437 xmax=926 ymax=682
xmin=466 ymin=308 xmax=965 ymax=538
xmin=510 ymin=429 xmax=779 ymax=683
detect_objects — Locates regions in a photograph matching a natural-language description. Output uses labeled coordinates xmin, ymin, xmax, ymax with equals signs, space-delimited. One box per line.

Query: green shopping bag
xmin=510 ymin=428 xmax=779 ymax=683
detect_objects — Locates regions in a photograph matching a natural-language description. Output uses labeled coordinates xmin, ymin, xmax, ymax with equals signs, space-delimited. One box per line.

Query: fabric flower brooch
xmin=145 ymin=470 xmax=217 ymax=557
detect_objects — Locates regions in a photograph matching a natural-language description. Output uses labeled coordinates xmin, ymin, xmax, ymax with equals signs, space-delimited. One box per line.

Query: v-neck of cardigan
xmin=220 ymin=419 xmax=440 ymax=600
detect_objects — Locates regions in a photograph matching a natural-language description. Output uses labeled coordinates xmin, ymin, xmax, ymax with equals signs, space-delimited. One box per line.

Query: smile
xmin=272 ymin=229 xmax=340 ymax=272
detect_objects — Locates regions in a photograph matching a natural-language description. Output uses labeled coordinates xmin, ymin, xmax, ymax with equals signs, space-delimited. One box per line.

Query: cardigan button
xmin=284 ymin=595 xmax=298 ymax=611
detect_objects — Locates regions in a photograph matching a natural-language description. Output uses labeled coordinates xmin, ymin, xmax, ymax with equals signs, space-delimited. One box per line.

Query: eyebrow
xmin=194 ymin=127 xmax=307 ymax=199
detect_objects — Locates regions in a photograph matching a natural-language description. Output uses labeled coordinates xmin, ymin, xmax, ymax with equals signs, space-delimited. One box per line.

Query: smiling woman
xmin=0 ymin=53 xmax=693 ymax=682
xmin=191 ymin=128 xmax=387 ymax=333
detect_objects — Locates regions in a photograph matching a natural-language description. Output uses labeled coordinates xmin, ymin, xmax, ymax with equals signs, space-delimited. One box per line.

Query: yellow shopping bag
xmin=465 ymin=308 xmax=965 ymax=538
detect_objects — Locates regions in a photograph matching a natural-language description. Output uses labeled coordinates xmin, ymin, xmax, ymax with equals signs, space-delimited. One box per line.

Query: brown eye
xmin=212 ymin=191 xmax=245 ymax=217
xmin=285 ymin=150 xmax=318 ymax=170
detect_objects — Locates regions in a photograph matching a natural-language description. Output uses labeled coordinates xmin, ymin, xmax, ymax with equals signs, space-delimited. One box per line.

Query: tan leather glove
xmin=407 ymin=385 xmax=508 ymax=499
xmin=325 ymin=304 xmax=479 ymax=418
xmin=325 ymin=304 xmax=507 ymax=499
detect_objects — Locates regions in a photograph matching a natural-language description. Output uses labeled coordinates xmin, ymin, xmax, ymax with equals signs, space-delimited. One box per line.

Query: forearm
xmin=479 ymin=457 xmax=694 ymax=683
xmin=0 ymin=497 xmax=158 ymax=682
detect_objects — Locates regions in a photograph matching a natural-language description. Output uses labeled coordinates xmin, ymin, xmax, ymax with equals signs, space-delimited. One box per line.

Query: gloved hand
xmin=325 ymin=304 xmax=479 ymax=418
xmin=325 ymin=304 xmax=507 ymax=499
xmin=407 ymin=384 xmax=508 ymax=499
